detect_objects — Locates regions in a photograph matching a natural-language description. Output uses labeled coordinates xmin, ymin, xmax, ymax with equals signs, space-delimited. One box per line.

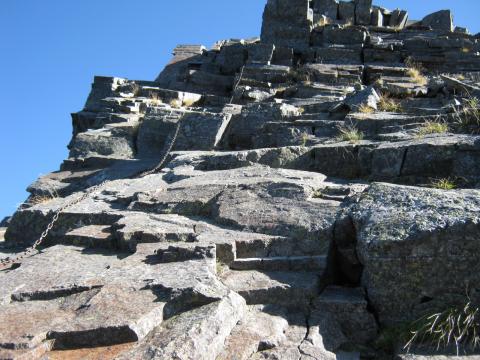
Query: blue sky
xmin=0 ymin=0 xmax=478 ymax=219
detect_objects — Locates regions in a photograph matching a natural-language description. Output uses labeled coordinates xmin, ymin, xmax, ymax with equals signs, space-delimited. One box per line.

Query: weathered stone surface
xmin=221 ymin=269 xmax=321 ymax=307
xmin=116 ymin=291 xmax=246 ymax=360
xmin=348 ymin=183 xmax=480 ymax=325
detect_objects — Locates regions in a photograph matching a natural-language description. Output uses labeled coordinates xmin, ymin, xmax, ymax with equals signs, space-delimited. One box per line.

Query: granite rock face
xmin=2 ymin=0 xmax=480 ymax=359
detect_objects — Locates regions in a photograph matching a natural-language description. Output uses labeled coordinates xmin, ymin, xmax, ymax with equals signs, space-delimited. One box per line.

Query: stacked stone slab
xmin=2 ymin=1 xmax=480 ymax=359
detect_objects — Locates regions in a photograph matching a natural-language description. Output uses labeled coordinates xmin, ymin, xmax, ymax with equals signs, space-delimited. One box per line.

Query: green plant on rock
xmin=431 ymin=178 xmax=457 ymax=190
xmin=336 ymin=124 xmax=364 ymax=143
xmin=417 ymin=120 xmax=449 ymax=137
xmin=405 ymin=300 xmax=480 ymax=356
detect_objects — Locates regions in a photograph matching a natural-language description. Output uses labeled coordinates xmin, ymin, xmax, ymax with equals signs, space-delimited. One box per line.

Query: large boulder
xmin=314 ymin=0 xmax=339 ymax=20
xmin=421 ymin=10 xmax=453 ymax=32
xmin=354 ymin=0 xmax=372 ymax=25
xmin=346 ymin=183 xmax=480 ymax=325
xmin=261 ymin=0 xmax=312 ymax=50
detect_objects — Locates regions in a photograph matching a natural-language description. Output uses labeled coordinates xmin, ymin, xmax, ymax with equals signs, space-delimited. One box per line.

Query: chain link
xmin=1 ymin=66 xmax=246 ymax=271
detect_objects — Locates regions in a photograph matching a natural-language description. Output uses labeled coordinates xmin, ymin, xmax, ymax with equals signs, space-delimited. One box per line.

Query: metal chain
xmin=229 ymin=65 xmax=245 ymax=104
xmin=1 ymin=64 xmax=246 ymax=271
xmin=0 ymin=113 xmax=182 ymax=271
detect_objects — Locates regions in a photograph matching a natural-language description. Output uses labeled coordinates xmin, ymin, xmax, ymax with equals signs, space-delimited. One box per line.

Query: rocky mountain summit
xmin=2 ymin=0 xmax=480 ymax=359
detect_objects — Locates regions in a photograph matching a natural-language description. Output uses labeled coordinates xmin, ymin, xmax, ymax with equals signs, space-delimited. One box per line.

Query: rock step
xmin=221 ymin=270 xmax=321 ymax=308
xmin=235 ymin=236 xmax=329 ymax=259
xmin=64 ymin=225 xmax=115 ymax=249
xmin=230 ymin=255 xmax=327 ymax=272
xmin=312 ymin=286 xmax=378 ymax=346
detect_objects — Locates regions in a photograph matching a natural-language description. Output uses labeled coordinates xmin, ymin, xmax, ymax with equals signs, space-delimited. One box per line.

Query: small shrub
xmin=431 ymin=178 xmax=456 ymax=190
xmin=461 ymin=47 xmax=471 ymax=54
xmin=312 ymin=189 xmax=323 ymax=199
xmin=378 ymin=93 xmax=403 ymax=113
xmin=417 ymin=120 xmax=449 ymax=137
xmin=405 ymin=300 xmax=480 ymax=355
xmin=337 ymin=124 xmax=364 ymax=143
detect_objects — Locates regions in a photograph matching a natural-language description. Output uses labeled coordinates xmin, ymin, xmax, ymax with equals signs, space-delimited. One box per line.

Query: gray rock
xmin=322 ymin=26 xmax=367 ymax=45
xmin=349 ymin=183 xmax=480 ymax=325
xmin=389 ymin=9 xmax=408 ymax=29
xmin=371 ymin=8 xmax=383 ymax=27
xmin=338 ymin=1 xmax=355 ymax=24
xmin=344 ymin=86 xmax=380 ymax=111
xmin=116 ymin=291 xmax=246 ymax=360
xmin=313 ymin=286 xmax=378 ymax=345
xmin=421 ymin=10 xmax=453 ymax=32
xmin=314 ymin=0 xmax=339 ymax=20
xmin=354 ymin=0 xmax=372 ymax=25
xmin=0 ymin=217 xmax=10 ymax=227
xmin=261 ymin=0 xmax=312 ymax=50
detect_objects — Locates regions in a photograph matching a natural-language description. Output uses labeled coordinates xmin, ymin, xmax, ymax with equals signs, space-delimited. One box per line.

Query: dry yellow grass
xmin=378 ymin=93 xmax=403 ymax=112
xmin=29 ymin=195 xmax=56 ymax=205
xmin=182 ymin=98 xmax=198 ymax=107
xmin=407 ymin=68 xmax=428 ymax=86
xmin=358 ymin=104 xmax=375 ymax=114
xmin=169 ymin=99 xmax=182 ymax=108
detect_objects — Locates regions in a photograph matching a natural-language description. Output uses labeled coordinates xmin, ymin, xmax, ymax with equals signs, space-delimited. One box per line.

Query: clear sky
xmin=0 ymin=0 xmax=479 ymax=220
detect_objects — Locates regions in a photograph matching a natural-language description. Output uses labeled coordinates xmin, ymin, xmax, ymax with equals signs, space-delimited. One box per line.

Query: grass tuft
xmin=358 ymin=104 xmax=375 ymax=114
xmin=431 ymin=178 xmax=456 ymax=190
xmin=300 ymin=133 xmax=309 ymax=147
xmin=417 ymin=120 xmax=449 ymax=137
xmin=336 ymin=124 xmax=364 ymax=143
xmin=169 ymin=99 xmax=183 ymax=109
xmin=453 ymin=96 xmax=480 ymax=132
xmin=378 ymin=93 xmax=403 ymax=113
xmin=405 ymin=57 xmax=428 ymax=86
xmin=182 ymin=98 xmax=198 ymax=108
xmin=405 ymin=300 xmax=480 ymax=356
